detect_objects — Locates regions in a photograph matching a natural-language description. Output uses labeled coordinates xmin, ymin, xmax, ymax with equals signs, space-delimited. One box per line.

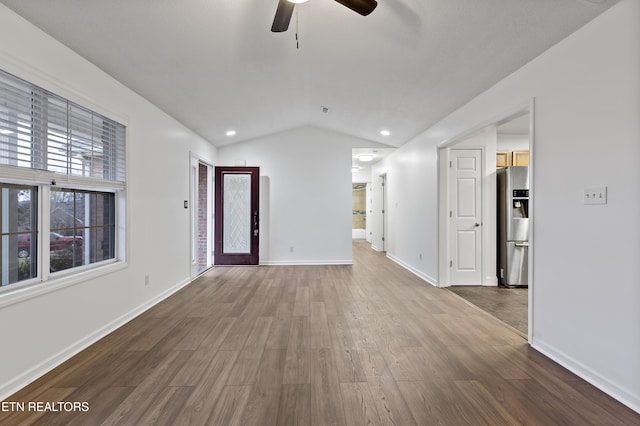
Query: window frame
xmin=48 ymin=186 xmax=118 ymax=275
xmin=0 ymin=66 xmax=128 ymax=308
xmin=0 ymin=182 xmax=39 ymax=287
xmin=0 ymin=178 xmax=127 ymax=306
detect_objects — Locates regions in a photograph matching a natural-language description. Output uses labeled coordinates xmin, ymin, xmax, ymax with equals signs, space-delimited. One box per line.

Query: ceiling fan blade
xmin=271 ymin=0 xmax=295 ymax=32
xmin=334 ymin=0 xmax=378 ymax=16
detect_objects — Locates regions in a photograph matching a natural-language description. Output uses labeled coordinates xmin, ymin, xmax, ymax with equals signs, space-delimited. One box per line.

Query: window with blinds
xmin=0 ymin=69 xmax=125 ymax=182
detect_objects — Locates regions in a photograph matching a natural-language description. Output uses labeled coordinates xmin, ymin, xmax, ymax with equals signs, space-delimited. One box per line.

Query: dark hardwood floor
xmin=1 ymin=240 xmax=638 ymax=425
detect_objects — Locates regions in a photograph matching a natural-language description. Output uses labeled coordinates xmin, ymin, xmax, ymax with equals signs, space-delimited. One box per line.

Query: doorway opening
xmin=190 ymin=156 xmax=213 ymax=279
xmin=351 ymin=148 xmax=394 ymax=252
xmin=439 ymin=105 xmax=533 ymax=340
xmin=196 ymin=163 xmax=210 ymax=274
xmin=352 ymin=183 xmax=367 ymax=240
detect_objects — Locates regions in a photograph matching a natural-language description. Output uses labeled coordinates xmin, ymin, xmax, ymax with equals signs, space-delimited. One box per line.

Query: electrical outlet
xmin=584 ymin=186 xmax=607 ymax=205
xmin=289 ymin=246 xmax=294 ymax=253
xmin=144 ymin=275 xmax=150 ymax=286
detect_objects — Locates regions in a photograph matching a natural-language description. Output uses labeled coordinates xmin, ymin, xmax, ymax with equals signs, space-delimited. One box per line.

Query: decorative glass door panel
xmin=222 ymin=173 xmax=251 ymax=254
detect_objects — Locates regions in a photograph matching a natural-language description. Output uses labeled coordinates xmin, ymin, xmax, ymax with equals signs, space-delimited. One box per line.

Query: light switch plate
xmin=584 ymin=186 xmax=607 ymax=205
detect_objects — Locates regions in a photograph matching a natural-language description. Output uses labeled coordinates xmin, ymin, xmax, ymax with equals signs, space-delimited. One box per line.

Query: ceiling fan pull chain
xmin=295 ymin=7 xmax=299 ymax=49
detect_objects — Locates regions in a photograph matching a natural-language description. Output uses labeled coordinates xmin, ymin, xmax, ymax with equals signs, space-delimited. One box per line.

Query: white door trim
xmin=189 ymin=152 xmax=214 ymax=279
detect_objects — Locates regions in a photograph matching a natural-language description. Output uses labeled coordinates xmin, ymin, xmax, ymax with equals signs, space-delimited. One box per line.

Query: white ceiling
xmin=0 ymin=0 xmax=619 ymax=147
xmin=352 ymin=147 xmax=395 ymax=169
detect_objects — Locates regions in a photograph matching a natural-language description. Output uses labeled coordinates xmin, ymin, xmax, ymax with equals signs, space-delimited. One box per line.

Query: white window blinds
xmin=0 ymin=69 xmax=125 ymax=182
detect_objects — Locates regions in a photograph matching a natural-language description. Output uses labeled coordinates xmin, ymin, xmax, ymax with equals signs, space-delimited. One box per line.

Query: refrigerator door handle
xmin=515 ymin=242 xmax=529 ymax=247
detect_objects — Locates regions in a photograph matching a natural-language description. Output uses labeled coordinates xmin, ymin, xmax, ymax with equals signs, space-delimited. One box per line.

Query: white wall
xmin=372 ymin=0 xmax=640 ymax=411
xmin=218 ymin=126 xmax=385 ymax=264
xmin=371 ymin=140 xmax=439 ymax=283
xmin=0 ymin=5 xmax=217 ymax=398
xmin=351 ymin=167 xmax=372 ymax=183
xmin=497 ymin=134 xmax=529 ymax=151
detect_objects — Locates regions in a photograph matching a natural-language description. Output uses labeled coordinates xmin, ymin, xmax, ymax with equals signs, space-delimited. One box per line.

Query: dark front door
xmin=214 ymin=167 xmax=259 ymax=265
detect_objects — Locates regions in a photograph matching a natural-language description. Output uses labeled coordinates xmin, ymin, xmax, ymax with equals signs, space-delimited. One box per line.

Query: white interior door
xmin=449 ymin=149 xmax=482 ymax=285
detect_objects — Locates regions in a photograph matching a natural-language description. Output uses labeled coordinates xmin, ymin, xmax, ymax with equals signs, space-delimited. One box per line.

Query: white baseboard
xmin=260 ymin=260 xmax=353 ymax=266
xmin=371 ymin=244 xmax=383 ymax=252
xmin=0 ymin=277 xmax=193 ymax=401
xmin=532 ymin=339 xmax=640 ymax=414
xmin=386 ymin=253 xmax=438 ymax=287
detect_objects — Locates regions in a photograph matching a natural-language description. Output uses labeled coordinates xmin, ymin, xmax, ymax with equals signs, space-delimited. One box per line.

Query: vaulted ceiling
xmin=0 ymin=0 xmax=619 ymax=147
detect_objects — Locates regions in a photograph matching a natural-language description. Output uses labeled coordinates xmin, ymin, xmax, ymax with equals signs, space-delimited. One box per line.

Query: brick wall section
xmin=197 ymin=164 xmax=208 ymax=271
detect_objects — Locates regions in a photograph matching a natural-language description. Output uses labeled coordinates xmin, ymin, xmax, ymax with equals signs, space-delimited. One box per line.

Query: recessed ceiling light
xmin=358 ymin=154 xmax=374 ymax=162
xmin=380 ymin=130 xmax=391 ymax=136
xmin=351 ymin=166 xmax=359 ymax=173
xmin=225 ymin=130 xmax=236 ymax=136
xmin=289 ymin=0 xmax=308 ymax=3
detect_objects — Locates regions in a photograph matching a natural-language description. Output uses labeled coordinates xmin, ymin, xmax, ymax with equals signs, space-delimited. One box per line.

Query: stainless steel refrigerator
xmin=497 ymin=166 xmax=529 ymax=287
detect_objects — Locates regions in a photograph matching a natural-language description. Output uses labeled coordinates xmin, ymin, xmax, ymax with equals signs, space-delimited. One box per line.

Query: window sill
xmin=0 ymin=260 xmax=128 ymax=309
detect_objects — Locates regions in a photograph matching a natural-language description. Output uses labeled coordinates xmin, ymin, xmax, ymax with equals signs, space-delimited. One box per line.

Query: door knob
xmin=474 ymin=222 xmax=480 ymax=227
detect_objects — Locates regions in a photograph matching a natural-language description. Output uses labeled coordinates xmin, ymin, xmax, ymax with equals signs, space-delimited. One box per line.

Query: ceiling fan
xmin=271 ymin=0 xmax=378 ymax=32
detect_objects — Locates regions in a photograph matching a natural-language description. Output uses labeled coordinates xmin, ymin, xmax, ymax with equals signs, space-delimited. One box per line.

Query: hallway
xmin=2 ymin=241 xmax=637 ymax=424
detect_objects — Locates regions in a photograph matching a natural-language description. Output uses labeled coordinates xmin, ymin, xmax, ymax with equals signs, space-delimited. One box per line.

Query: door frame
xmin=437 ymin=99 xmax=535 ymax=342
xmin=214 ymin=166 xmax=260 ymax=266
xmin=189 ymin=154 xmax=214 ymax=279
